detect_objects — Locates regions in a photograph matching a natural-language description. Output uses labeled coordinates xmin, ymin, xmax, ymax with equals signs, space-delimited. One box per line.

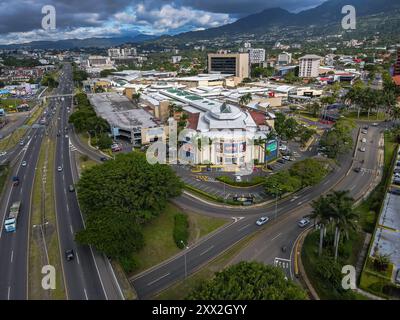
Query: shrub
xmin=173 ymin=213 xmax=189 ymax=249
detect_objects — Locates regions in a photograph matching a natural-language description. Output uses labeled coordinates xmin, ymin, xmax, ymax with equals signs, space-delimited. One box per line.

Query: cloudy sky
xmin=0 ymin=0 xmax=327 ymax=44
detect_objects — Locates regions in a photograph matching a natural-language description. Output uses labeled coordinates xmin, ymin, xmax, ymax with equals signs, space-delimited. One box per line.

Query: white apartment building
xmin=299 ymin=55 xmax=322 ymax=78
xmin=248 ymin=48 xmax=266 ymax=65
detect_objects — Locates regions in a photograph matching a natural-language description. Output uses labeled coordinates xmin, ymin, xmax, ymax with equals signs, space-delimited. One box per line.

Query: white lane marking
xmin=238 ymin=224 xmax=251 ymax=232
xmin=271 ymin=233 xmax=282 ymax=241
xmin=10 ymin=251 xmax=14 ymax=263
xmin=69 ymin=225 xmax=73 ymax=235
xmin=76 ymin=251 xmax=80 ymax=265
xmin=7 ymin=287 xmax=10 ymax=300
xmin=323 ymin=179 xmax=331 ymax=186
xmin=297 ymin=201 xmax=303 ymax=205
xmin=84 ymin=288 xmax=88 ymax=300
xmin=200 ymin=245 xmax=214 ymax=256
xmin=147 ymin=273 xmax=170 ymax=286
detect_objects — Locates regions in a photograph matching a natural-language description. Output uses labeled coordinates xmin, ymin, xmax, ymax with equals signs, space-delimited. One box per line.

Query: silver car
xmin=298 ymin=218 xmax=310 ymax=228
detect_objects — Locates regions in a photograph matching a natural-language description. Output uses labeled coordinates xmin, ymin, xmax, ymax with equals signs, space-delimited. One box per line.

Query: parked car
xmin=361 ymin=138 xmax=367 ymax=143
xmin=0 ymin=151 xmax=7 ymax=157
xmin=19 ymin=140 xmax=24 ymax=146
xmin=354 ymin=167 xmax=361 ymax=173
xmin=282 ymin=156 xmax=291 ymax=161
xmin=100 ymin=157 xmax=108 ymax=162
xmin=235 ymin=176 xmax=242 ymax=183
xmin=389 ymin=188 xmax=400 ymax=196
xmin=277 ymin=159 xmax=286 ymax=164
xmin=256 ymin=217 xmax=270 ymax=226
xmin=372 ymin=123 xmax=379 ymax=127
xmin=298 ymin=218 xmax=311 ymax=228
xmin=359 ymin=147 xmax=366 ymax=152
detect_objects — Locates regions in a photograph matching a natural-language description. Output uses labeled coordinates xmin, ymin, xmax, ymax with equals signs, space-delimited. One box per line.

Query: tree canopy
xmin=187 ymin=261 xmax=307 ymax=300
xmin=76 ymin=152 xmax=184 ymax=262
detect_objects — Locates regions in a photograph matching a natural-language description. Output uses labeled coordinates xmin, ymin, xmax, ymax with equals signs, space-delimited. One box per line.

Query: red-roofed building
xmin=249 ymin=110 xmax=267 ymax=126
xmin=393 ymin=75 xmax=400 ymax=87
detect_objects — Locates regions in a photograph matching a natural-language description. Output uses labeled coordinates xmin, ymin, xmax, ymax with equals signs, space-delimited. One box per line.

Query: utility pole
xmin=180 ymin=240 xmax=189 ymax=279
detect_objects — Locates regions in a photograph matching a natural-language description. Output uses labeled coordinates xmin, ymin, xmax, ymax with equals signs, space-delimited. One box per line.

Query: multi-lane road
xmin=0 ymin=63 xmax=123 ymax=300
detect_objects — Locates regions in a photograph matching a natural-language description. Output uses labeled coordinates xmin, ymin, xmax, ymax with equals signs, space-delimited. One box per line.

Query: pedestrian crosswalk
xmin=69 ymin=141 xmax=77 ymax=152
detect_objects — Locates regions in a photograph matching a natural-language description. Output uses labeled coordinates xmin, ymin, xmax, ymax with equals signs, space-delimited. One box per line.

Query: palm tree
xmin=239 ymin=93 xmax=252 ymax=106
xmin=326 ymin=190 xmax=358 ymax=261
xmin=309 ymin=196 xmax=333 ymax=257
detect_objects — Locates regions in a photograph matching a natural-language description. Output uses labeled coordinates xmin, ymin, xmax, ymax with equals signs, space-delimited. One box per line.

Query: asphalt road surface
xmin=53 ymin=63 xmax=122 ymax=300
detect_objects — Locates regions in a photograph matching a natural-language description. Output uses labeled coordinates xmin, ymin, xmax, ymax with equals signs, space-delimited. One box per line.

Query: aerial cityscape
xmin=1 ymin=0 xmax=400 ymax=310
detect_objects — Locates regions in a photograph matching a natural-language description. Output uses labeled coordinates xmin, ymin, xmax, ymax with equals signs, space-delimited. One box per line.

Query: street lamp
xmin=180 ymin=240 xmax=189 ymax=279
xmin=274 ymin=185 xmax=281 ymax=220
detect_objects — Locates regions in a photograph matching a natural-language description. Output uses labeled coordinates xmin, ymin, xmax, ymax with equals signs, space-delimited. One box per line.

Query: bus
xmin=4 ymin=201 xmax=21 ymax=232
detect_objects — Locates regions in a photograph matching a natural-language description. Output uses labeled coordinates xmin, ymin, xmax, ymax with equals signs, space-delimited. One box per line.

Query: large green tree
xmin=187 ymin=261 xmax=307 ymax=300
xmin=76 ymin=152 xmax=184 ymax=261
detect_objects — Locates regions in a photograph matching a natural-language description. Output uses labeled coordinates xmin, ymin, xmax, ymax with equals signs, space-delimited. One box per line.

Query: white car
xmin=256 ymin=217 xmax=270 ymax=226
xmin=57 ymin=166 xmax=63 ymax=172
xmin=282 ymin=156 xmax=291 ymax=161
xmin=21 ymin=161 xmax=27 ymax=167
xmin=361 ymin=138 xmax=367 ymax=143
xmin=298 ymin=218 xmax=311 ymax=228
xmin=359 ymin=147 xmax=366 ymax=152
xmin=0 ymin=151 xmax=7 ymax=157
xmin=279 ymin=145 xmax=288 ymax=151
xmin=235 ymin=176 xmax=242 ymax=183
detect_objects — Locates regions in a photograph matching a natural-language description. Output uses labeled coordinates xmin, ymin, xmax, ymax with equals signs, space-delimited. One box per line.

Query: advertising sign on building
xmin=265 ymin=140 xmax=278 ymax=162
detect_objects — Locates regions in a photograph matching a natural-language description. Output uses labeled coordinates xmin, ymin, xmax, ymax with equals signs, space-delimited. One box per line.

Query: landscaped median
xmin=29 ymin=137 xmax=66 ymax=299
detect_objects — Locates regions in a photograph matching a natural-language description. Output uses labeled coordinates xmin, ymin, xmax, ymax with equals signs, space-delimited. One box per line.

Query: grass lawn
xmin=77 ymin=154 xmax=98 ymax=172
xmin=132 ymin=203 xmax=228 ymax=276
xmin=26 ymin=105 xmax=44 ymax=126
xmin=345 ymin=111 xmax=386 ymax=121
xmin=302 ymin=230 xmax=365 ymax=300
xmin=0 ymin=164 xmax=9 ymax=194
xmin=154 ymin=230 xmax=261 ymax=300
xmin=0 ymin=127 xmax=28 ymax=151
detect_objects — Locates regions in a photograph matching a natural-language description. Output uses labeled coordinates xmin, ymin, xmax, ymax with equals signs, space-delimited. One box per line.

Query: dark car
xmin=267 ymin=165 xmax=273 ymax=170
xmin=100 ymin=157 xmax=108 ymax=162
xmin=65 ymin=249 xmax=74 ymax=261
xmin=354 ymin=167 xmax=361 ymax=173
xmin=277 ymin=159 xmax=286 ymax=164
xmin=389 ymin=188 xmax=400 ymax=196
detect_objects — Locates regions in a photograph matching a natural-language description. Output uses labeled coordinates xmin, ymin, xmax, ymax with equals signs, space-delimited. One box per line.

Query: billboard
xmin=265 ymin=140 xmax=278 ymax=162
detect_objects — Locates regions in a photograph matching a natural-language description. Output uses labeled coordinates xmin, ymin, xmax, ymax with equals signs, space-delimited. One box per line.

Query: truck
xmin=4 ymin=201 xmax=21 ymax=233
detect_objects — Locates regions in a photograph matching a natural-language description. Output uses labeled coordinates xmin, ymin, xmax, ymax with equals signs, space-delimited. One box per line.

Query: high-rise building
xmin=207 ymin=52 xmax=250 ymax=83
xmin=299 ymin=55 xmax=322 ymax=78
xmin=248 ymin=48 xmax=266 ymax=65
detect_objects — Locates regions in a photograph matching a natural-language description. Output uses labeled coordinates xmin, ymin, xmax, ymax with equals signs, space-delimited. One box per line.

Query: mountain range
xmin=174 ymin=0 xmax=400 ymax=40
xmin=0 ymin=34 xmax=158 ymax=50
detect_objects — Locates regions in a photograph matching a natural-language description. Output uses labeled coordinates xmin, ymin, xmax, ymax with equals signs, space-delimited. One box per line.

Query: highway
xmin=0 ymin=116 xmax=49 ymax=300
xmin=53 ymin=63 xmax=122 ymax=300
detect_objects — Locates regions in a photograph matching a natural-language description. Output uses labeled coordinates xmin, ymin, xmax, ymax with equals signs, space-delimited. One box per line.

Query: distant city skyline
xmin=0 ymin=0 xmax=326 ymax=45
